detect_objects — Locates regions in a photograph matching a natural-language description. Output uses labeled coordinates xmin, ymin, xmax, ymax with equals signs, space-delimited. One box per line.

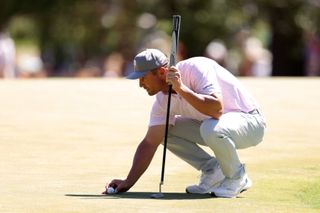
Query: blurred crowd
xmin=1 ymin=28 xmax=320 ymax=78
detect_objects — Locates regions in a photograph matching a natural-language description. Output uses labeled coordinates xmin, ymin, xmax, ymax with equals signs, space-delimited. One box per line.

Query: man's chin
xmin=146 ymin=90 xmax=159 ymax=96
xmin=147 ymin=92 xmax=156 ymax=96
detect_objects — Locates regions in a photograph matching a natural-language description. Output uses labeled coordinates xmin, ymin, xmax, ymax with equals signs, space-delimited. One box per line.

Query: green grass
xmin=1 ymin=78 xmax=320 ymax=213
xmin=297 ymin=178 xmax=320 ymax=209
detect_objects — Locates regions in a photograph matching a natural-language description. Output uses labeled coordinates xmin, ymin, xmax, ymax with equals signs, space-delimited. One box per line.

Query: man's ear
xmin=158 ymin=66 xmax=167 ymax=76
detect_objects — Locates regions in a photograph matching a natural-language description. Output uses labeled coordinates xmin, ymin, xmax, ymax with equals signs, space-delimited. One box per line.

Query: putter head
xmin=150 ymin=193 xmax=164 ymax=199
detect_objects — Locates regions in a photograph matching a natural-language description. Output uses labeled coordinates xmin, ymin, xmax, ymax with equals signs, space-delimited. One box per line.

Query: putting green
xmin=0 ymin=78 xmax=319 ymax=213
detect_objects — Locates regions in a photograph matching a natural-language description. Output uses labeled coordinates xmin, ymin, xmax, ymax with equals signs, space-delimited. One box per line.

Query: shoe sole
xmin=186 ymin=182 xmax=221 ymax=194
xmin=210 ymin=177 xmax=252 ymax=198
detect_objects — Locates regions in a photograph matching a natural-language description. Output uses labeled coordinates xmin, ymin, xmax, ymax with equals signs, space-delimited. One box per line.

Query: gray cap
xmin=127 ymin=49 xmax=168 ymax=79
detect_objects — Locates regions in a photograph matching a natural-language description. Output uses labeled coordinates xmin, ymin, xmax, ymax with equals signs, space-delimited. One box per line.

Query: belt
xmin=247 ymin=109 xmax=260 ymax=114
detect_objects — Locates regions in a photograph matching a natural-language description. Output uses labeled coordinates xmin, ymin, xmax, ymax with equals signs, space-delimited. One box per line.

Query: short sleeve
xmin=177 ymin=58 xmax=221 ymax=96
xmin=149 ymin=94 xmax=176 ymax=127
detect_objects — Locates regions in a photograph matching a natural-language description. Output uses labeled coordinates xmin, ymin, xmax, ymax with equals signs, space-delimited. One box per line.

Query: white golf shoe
xmin=211 ymin=173 xmax=252 ymax=198
xmin=186 ymin=166 xmax=225 ymax=194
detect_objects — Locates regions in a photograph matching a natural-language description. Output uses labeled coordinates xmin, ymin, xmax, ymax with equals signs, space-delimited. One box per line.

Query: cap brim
xmin=126 ymin=70 xmax=149 ymax=79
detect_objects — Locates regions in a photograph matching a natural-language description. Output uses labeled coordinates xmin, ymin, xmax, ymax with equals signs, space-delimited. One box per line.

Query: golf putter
xmin=150 ymin=15 xmax=181 ymax=199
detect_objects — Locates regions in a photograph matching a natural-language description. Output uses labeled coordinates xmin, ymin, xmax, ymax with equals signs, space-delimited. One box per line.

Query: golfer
xmin=105 ymin=48 xmax=266 ymax=198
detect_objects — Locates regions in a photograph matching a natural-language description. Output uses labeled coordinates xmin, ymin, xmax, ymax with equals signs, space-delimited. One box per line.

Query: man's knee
xmin=200 ymin=119 xmax=225 ymax=142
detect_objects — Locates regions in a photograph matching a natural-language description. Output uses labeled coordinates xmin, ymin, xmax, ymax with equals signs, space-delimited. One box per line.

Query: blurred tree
xmin=1 ymin=0 xmax=319 ymax=76
xmin=35 ymin=0 xmax=110 ymax=76
xmin=255 ymin=0 xmax=305 ymax=76
xmin=0 ymin=0 xmax=55 ymax=27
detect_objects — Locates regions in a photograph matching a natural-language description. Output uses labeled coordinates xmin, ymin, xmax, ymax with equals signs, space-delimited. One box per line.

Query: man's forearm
xmin=125 ymin=140 xmax=158 ymax=187
xmin=176 ymin=84 xmax=223 ymax=119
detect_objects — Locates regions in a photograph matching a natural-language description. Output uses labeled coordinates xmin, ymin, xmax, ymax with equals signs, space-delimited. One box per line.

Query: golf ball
xmin=107 ymin=187 xmax=115 ymax=194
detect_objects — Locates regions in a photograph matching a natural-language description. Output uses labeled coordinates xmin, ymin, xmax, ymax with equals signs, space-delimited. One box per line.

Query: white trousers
xmin=166 ymin=111 xmax=266 ymax=178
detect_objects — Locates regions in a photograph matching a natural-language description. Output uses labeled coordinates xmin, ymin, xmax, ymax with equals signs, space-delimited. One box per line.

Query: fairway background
xmin=0 ymin=78 xmax=319 ymax=213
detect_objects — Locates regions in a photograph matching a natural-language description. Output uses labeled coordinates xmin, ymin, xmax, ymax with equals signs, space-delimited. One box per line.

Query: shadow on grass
xmin=65 ymin=191 xmax=214 ymax=200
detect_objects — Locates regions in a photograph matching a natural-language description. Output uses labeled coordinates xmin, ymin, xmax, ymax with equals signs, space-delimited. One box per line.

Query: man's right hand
xmin=102 ymin=125 xmax=165 ymax=195
xmin=102 ymin=179 xmax=131 ymax=194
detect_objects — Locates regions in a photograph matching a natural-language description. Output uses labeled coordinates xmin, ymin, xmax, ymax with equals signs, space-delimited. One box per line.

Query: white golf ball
xmin=107 ymin=187 xmax=115 ymax=194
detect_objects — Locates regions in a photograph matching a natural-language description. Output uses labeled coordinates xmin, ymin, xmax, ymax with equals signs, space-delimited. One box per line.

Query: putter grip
xmin=169 ymin=15 xmax=181 ymax=67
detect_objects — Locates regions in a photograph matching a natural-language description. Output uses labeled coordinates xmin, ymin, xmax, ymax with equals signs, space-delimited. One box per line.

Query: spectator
xmin=205 ymin=40 xmax=227 ymax=67
xmin=239 ymin=37 xmax=272 ymax=77
xmin=0 ymin=30 xmax=16 ymax=78
xmin=103 ymin=52 xmax=125 ymax=77
xmin=305 ymin=31 xmax=320 ymax=76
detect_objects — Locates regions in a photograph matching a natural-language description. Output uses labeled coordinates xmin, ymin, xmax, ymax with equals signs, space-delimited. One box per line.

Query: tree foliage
xmin=1 ymin=0 xmax=319 ymax=76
